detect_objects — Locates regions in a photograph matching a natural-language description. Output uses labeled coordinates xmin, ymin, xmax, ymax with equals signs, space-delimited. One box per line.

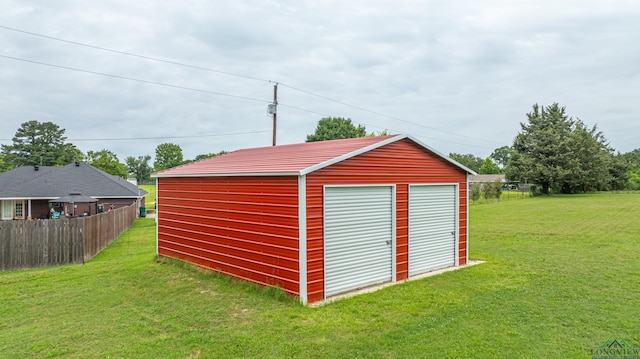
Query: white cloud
xmin=1 ymin=0 xmax=639 ymax=163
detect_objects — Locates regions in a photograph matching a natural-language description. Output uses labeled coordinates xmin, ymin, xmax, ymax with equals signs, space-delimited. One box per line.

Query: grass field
xmin=1 ymin=193 xmax=639 ymax=358
xmin=139 ymin=185 xmax=155 ymax=210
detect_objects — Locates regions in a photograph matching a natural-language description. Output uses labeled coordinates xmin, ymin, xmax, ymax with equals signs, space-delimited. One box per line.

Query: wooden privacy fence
xmin=0 ymin=204 xmax=138 ymax=271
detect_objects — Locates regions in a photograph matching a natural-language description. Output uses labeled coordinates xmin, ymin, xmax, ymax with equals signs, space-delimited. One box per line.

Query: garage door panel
xmin=325 ymin=248 xmax=391 ymax=263
xmin=324 ymin=186 xmax=394 ymax=298
xmin=326 ymin=220 xmax=389 ymax=230
xmin=326 ymin=261 xmax=390 ymax=276
xmin=409 ymin=185 xmax=456 ymax=277
xmin=411 ymin=222 xmax=453 ymax=231
xmin=325 ymin=227 xmax=391 ymax=242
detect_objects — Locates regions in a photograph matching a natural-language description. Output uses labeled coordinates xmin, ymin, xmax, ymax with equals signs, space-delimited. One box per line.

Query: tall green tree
xmin=1 ymin=120 xmax=84 ymax=168
xmin=306 ymin=117 xmax=367 ymax=142
xmin=490 ymin=146 xmax=514 ymax=169
xmin=506 ymin=103 xmax=618 ymax=194
xmin=369 ymin=129 xmax=390 ymax=136
xmin=478 ymin=158 xmax=501 ymax=174
xmin=0 ymin=152 xmax=7 ymax=172
xmin=608 ymin=153 xmax=630 ymax=191
xmin=192 ymin=151 xmax=229 ymax=162
xmin=448 ymin=153 xmax=483 ymax=173
xmin=506 ymin=103 xmax=574 ymax=195
xmin=126 ymin=155 xmax=152 ymax=184
xmin=560 ymin=120 xmax=613 ymax=193
xmin=154 ymin=143 xmax=184 ymax=171
xmin=86 ymin=149 xmax=128 ymax=178
xmin=621 ymin=148 xmax=640 ymax=169
xmin=181 ymin=151 xmax=229 ymax=165
xmin=621 ymin=149 xmax=640 ymax=190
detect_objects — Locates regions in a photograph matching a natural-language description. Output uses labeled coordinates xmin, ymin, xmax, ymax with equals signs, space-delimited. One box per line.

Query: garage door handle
xmin=451 ymin=231 xmax=455 ymax=236
xmin=386 ymin=240 xmax=391 ymax=245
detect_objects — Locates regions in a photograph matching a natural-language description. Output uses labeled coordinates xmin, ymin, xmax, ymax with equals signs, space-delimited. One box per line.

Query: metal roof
xmin=153 ymin=134 xmax=476 ymax=178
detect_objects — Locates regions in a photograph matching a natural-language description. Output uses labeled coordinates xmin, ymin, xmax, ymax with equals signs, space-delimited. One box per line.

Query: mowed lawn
xmin=139 ymin=185 xmax=155 ymax=210
xmin=1 ymin=193 xmax=639 ymax=358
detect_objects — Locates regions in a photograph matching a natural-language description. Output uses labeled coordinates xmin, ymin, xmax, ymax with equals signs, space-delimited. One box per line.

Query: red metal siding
xmin=157 ymin=176 xmax=300 ymax=295
xmin=459 ymin=184 xmax=468 ymax=266
xmin=396 ymin=184 xmax=409 ymax=281
xmin=305 ymin=139 xmax=468 ymax=302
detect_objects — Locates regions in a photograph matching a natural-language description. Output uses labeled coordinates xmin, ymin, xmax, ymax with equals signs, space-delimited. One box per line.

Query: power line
xmin=0 ymin=130 xmax=272 ymax=142
xmin=0 ymin=54 xmax=270 ymax=103
xmin=0 ymin=53 xmax=391 ymax=140
xmin=0 ymin=24 xmax=272 ymax=84
xmin=0 ymin=24 xmax=502 ymax=147
xmin=278 ymin=82 xmax=503 ymax=145
xmin=277 ymin=103 xmax=493 ymax=149
xmin=69 ymin=130 xmax=272 ymax=141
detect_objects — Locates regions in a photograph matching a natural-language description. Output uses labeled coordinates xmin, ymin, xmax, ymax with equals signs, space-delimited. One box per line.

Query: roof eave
xmin=153 ymin=171 xmax=301 ymax=178
xmin=93 ymin=196 xmax=146 ymax=199
xmin=404 ymin=135 xmax=478 ymax=175
xmin=151 ymin=134 xmax=477 ymax=178
xmin=0 ymin=197 xmax=59 ymax=200
xmin=299 ymin=134 xmax=477 ymax=176
xmin=300 ymin=134 xmax=409 ymax=175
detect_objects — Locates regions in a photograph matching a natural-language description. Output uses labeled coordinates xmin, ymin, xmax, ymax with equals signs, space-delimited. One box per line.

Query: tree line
xmin=449 ymin=103 xmax=638 ymax=194
xmin=0 ymin=120 xmax=228 ymax=184
xmin=0 ymin=117 xmax=384 ymax=183
xmin=1 ymin=108 xmax=638 ymax=193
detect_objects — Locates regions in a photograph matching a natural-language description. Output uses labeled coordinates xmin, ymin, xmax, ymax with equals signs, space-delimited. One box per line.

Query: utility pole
xmin=271 ymin=82 xmax=278 ymax=146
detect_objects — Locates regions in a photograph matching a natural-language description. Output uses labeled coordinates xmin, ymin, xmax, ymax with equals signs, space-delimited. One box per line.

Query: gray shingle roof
xmin=0 ymin=162 xmax=146 ymax=199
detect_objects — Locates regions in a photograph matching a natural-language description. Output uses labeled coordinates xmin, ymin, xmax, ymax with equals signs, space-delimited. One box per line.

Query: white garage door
xmin=409 ymin=185 xmax=457 ymax=276
xmin=324 ymin=186 xmax=394 ymax=298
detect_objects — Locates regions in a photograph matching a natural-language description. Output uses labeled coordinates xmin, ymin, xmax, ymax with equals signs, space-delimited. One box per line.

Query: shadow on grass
xmin=154 ymin=256 xmax=300 ymax=305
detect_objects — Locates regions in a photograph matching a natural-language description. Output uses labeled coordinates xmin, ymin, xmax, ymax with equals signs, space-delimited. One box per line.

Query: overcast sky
xmin=1 ymin=1 xmax=639 ymax=163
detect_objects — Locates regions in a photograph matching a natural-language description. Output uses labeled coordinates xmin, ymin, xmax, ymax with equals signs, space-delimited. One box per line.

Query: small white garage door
xmin=324 ymin=186 xmax=394 ymax=298
xmin=408 ymin=185 xmax=457 ymax=276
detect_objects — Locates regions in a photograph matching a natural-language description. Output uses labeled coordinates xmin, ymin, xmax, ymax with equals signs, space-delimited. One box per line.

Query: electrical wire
xmin=0 ymin=24 xmax=503 ymax=148
xmin=0 ymin=25 xmax=272 ymax=84
xmin=0 ymin=130 xmax=272 ymax=142
xmin=277 ymin=104 xmax=493 ymax=149
xmin=278 ymin=82 xmax=503 ymax=145
xmin=0 ymin=54 xmax=270 ymax=103
xmin=67 ymin=130 xmax=272 ymax=142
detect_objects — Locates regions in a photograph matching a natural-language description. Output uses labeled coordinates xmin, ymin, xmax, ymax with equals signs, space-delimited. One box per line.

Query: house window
xmin=2 ymin=201 xmax=13 ymax=220
xmin=14 ymin=201 xmax=24 ymax=219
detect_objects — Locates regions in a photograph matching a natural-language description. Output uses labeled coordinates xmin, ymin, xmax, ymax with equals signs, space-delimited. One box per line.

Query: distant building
xmin=469 ymin=174 xmax=506 ymax=185
xmin=0 ymin=162 xmax=146 ymax=220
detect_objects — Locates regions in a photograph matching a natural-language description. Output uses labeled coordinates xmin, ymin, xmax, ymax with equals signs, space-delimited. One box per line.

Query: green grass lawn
xmin=1 ymin=193 xmax=639 ymax=358
xmin=139 ymin=185 xmax=156 ymax=210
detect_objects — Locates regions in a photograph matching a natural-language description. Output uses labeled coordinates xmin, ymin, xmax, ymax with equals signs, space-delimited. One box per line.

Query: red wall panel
xmin=305 ymin=139 xmax=468 ymax=302
xmin=157 ymin=176 xmax=300 ymax=295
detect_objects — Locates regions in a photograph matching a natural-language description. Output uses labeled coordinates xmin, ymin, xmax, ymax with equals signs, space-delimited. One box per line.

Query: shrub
xmin=493 ymin=180 xmax=503 ymax=200
xmin=470 ymin=185 xmax=481 ymax=204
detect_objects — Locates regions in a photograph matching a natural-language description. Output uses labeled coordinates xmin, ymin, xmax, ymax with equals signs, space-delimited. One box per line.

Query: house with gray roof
xmin=468 ymin=174 xmax=506 ymax=185
xmin=0 ymin=161 xmax=146 ymax=220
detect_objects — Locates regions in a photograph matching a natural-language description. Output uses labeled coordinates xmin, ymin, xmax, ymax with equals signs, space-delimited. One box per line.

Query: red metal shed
xmin=153 ymin=134 xmax=474 ymax=303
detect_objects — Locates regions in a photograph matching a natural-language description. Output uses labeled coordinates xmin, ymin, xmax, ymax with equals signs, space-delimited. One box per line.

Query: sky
xmin=1 ymin=1 xmax=639 ymax=163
